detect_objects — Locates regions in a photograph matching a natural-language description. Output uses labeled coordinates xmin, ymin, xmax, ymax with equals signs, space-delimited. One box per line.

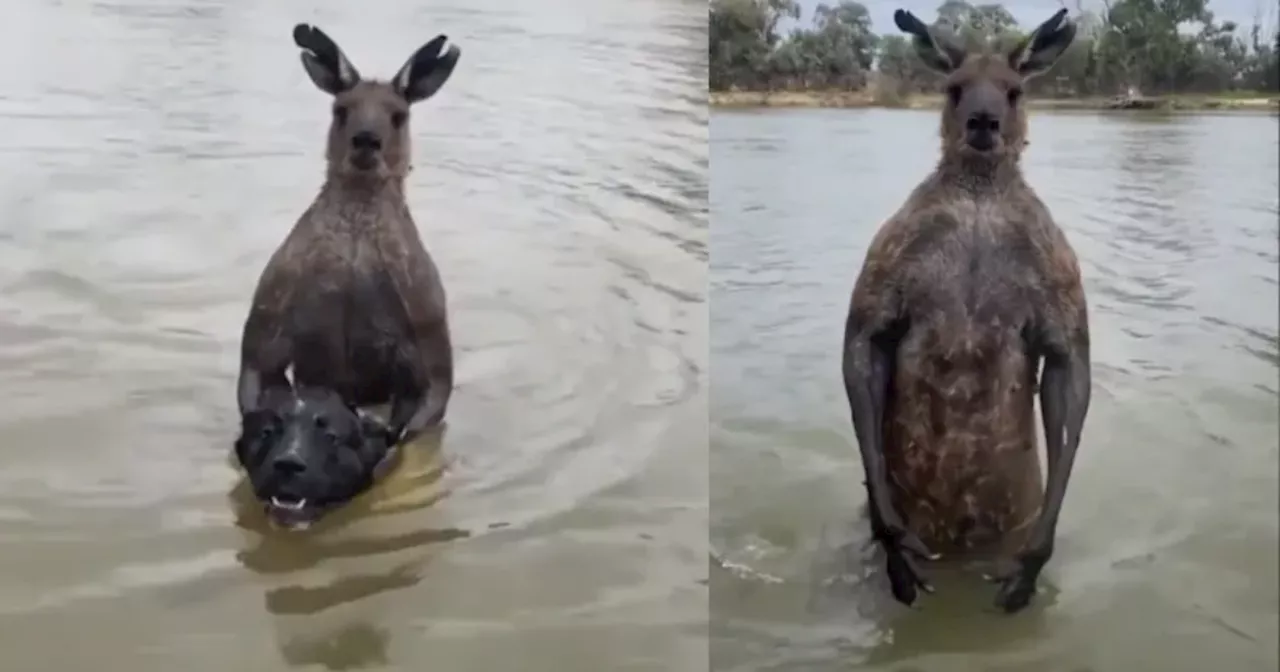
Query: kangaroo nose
xmin=271 ymin=453 xmax=307 ymax=478
xmin=351 ymin=130 xmax=382 ymax=151
xmin=966 ymin=112 xmax=1000 ymax=133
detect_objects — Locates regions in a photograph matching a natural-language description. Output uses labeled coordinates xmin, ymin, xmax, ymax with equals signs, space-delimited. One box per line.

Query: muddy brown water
xmin=0 ymin=0 xmax=707 ymax=669
xmin=710 ymin=108 xmax=1279 ymax=671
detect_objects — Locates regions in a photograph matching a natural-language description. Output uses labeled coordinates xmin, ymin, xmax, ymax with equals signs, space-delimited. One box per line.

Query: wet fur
xmin=844 ymin=9 xmax=1091 ymax=610
xmin=868 ymin=194 xmax=1064 ymax=555
xmin=244 ymin=184 xmax=450 ymax=408
xmin=235 ymin=386 xmax=397 ymax=524
xmin=238 ymin=25 xmax=460 ymax=443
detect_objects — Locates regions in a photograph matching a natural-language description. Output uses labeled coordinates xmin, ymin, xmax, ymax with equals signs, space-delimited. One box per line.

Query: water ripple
xmin=0 ymin=0 xmax=707 ymax=669
xmin=711 ymin=108 xmax=1279 ymax=670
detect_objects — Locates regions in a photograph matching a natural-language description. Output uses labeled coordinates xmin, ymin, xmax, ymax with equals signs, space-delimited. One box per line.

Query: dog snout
xmin=270 ymin=451 xmax=308 ymax=478
xmin=351 ymin=130 xmax=382 ymax=152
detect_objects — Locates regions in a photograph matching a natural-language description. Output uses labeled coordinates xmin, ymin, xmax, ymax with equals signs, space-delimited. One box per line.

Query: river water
xmin=0 ymin=0 xmax=707 ymax=669
xmin=710 ymin=108 xmax=1279 ymax=671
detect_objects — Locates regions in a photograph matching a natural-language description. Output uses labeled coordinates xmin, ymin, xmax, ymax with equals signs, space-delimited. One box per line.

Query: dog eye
xmin=244 ymin=411 xmax=277 ymax=436
xmin=314 ymin=415 xmax=329 ymax=431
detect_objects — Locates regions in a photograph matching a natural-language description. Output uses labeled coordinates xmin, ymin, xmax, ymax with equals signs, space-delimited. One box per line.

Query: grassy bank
xmin=709 ymin=89 xmax=1280 ymax=112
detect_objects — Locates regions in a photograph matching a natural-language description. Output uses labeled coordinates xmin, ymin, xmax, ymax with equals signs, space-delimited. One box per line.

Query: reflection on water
xmin=710 ymin=108 xmax=1279 ymax=671
xmin=232 ymin=443 xmax=465 ymax=670
xmin=0 ymin=0 xmax=708 ymax=669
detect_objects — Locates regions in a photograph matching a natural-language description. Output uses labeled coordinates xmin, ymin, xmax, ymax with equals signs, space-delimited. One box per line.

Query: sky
xmin=790 ymin=0 xmax=1278 ymax=35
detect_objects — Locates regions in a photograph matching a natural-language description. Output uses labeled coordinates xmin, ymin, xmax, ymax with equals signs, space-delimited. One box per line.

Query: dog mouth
xmin=263 ymin=495 xmax=326 ymax=530
xmin=271 ymin=495 xmax=308 ymax=510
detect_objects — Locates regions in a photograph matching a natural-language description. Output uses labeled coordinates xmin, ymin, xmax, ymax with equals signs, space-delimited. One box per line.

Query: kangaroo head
xmin=292 ymin=24 xmax=461 ymax=181
xmin=893 ymin=8 xmax=1075 ymax=162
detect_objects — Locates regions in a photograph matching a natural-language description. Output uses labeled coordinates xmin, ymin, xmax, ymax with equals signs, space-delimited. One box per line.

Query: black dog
xmin=234 ymin=386 xmax=399 ymax=530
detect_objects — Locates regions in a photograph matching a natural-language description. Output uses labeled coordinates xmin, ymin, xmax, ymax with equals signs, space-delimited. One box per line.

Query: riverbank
xmin=709 ymin=89 xmax=1280 ymax=112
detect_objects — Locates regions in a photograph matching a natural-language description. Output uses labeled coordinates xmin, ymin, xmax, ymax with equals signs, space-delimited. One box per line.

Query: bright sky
xmin=791 ymin=0 xmax=1277 ymax=35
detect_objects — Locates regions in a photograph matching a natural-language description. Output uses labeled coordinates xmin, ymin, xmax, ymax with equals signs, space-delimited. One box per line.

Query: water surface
xmin=0 ymin=1 xmax=708 ymax=669
xmin=710 ymin=108 xmax=1279 ymax=671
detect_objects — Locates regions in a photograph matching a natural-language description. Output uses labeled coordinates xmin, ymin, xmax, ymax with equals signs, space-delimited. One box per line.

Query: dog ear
xmin=237 ymin=368 xmax=265 ymax=415
xmin=355 ymin=409 xmax=395 ymax=444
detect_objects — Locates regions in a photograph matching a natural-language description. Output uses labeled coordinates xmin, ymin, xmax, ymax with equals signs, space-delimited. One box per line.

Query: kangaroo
xmin=237 ymin=25 xmax=460 ymax=457
xmin=842 ymin=8 xmax=1091 ymax=613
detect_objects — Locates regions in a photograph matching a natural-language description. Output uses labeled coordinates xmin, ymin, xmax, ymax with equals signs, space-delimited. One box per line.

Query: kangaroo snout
xmin=348 ymin=129 xmax=383 ymax=170
xmin=351 ymin=130 xmax=382 ymax=152
xmin=965 ymin=112 xmax=1000 ymax=151
xmin=965 ymin=112 xmax=999 ymax=133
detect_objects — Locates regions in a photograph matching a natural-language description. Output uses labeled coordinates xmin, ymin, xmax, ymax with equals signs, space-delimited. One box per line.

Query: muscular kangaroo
xmin=842 ymin=9 xmax=1091 ymax=613
xmin=235 ymin=24 xmax=460 ymax=527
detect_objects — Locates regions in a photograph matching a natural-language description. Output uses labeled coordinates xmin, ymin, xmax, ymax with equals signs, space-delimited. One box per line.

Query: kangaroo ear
xmin=893 ymin=9 xmax=966 ymax=75
xmin=1008 ymin=9 xmax=1076 ymax=79
xmin=293 ymin=24 xmax=361 ymax=95
xmin=392 ymin=34 xmax=461 ymax=104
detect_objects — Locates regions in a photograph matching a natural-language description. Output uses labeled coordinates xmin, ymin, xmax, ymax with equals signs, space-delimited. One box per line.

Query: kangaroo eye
xmin=314 ymin=415 xmax=329 ymax=431
xmin=946 ymin=85 xmax=963 ymax=105
xmin=391 ymin=111 xmax=407 ymax=128
xmin=1007 ymin=87 xmax=1023 ymax=104
xmin=333 ymin=105 xmax=349 ymax=124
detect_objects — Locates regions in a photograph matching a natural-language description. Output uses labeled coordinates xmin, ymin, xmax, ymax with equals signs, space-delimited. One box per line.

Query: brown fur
xmin=843 ymin=9 xmax=1091 ymax=611
xmin=237 ymin=25 xmax=462 ymax=444
xmin=857 ymin=192 xmax=1077 ymax=555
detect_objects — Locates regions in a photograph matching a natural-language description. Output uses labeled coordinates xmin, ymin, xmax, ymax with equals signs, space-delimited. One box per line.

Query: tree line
xmin=709 ymin=0 xmax=1280 ymax=98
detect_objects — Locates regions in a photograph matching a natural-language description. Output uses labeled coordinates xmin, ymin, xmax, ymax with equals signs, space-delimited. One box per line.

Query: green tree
xmin=709 ymin=0 xmax=801 ymax=90
xmin=710 ymin=0 xmax=1279 ymax=96
xmin=783 ymin=1 xmax=879 ymax=89
xmin=876 ymin=34 xmax=933 ymax=96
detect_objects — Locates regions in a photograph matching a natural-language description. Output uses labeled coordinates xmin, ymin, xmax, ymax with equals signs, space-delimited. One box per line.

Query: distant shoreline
xmin=709 ymin=89 xmax=1280 ymax=112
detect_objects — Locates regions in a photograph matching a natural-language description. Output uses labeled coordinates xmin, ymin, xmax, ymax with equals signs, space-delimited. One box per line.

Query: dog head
xmin=234 ymin=385 xmax=398 ymax=530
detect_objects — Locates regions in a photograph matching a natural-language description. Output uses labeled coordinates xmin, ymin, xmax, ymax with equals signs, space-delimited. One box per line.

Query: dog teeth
xmin=270 ymin=496 xmax=308 ymax=511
